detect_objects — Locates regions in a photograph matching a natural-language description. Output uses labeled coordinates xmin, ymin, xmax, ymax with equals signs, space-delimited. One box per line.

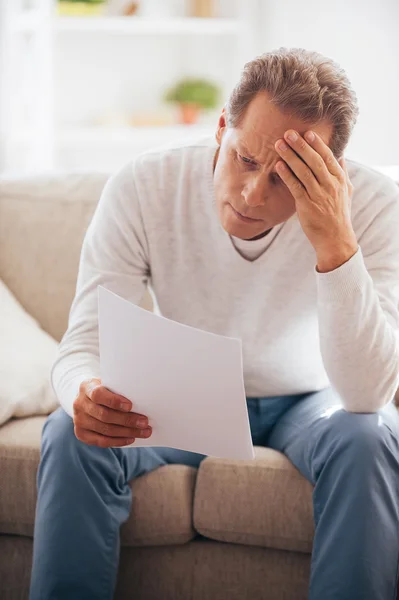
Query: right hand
xmin=73 ymin=378 xmax=152 ymax=448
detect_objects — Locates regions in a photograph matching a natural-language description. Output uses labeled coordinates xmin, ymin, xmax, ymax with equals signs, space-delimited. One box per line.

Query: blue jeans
xmin=29 ymin=387 xmax=399 ymax=600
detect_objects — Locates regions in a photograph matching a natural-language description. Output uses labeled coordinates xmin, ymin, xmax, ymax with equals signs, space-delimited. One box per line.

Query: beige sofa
xmin=0 ymin=171 xmax=398 ymax=600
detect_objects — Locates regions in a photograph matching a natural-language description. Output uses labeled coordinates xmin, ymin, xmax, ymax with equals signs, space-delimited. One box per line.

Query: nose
xmin=241 ymin=177 xmax=267 ymax=208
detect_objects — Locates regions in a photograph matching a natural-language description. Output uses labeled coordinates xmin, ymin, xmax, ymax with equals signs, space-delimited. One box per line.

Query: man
xmin=30 ymin=48 xmax=399 ymax=600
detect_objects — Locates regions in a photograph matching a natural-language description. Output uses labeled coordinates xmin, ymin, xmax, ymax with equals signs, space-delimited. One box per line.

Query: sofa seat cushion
xmin=0 ymin=416 xmax=45 ymax=537
xmin=0 ymin=416 xmax=198 ymax=546
xmin=193 ymin=447 xmax=314 ymax=553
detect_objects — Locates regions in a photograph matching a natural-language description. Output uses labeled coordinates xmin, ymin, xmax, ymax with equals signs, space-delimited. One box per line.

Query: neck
xmin=247 ymin=229 xmax=273 ymax=241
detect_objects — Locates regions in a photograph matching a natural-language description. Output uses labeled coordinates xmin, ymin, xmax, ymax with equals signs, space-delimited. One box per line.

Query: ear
xmin=215 ymin=107 xmax=227 ymax=145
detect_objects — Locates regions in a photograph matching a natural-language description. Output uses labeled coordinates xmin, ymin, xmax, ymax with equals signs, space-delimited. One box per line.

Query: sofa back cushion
xmin=0 ymin=172 xmax=109 ymax=342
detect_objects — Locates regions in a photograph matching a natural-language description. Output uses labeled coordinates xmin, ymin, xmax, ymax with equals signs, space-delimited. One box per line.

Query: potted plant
xmin=164 ymin=77 xmax=220 ymax=125
xmin=58 ymin=0 xmax=107 ymax=17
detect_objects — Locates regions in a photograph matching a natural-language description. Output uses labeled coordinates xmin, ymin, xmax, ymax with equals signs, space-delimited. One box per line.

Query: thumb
xmin=85 ymin=378 xmax=102 ymax=400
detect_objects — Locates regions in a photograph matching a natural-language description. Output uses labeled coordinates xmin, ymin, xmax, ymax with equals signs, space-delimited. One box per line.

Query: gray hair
xmin=226 ymin=48 xmax=359 ymax=158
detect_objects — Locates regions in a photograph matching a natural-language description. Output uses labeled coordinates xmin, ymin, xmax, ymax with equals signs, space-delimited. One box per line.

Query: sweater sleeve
xmin=316 ymin=182 xmax=399 ymax=413
xmin=51 ymin=161 xmax=150 ymax=417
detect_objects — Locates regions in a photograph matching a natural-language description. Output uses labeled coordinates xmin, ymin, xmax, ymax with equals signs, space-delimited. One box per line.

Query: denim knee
xmin=40 ymin=406 xmax=128 ymax=486
xmin=323 ymin=408 xmax=399 ymax=465
xmin=41 ymin=406 xmax=79 ymax=457
xmin=39 ymin=406 xmax=110 ymax=481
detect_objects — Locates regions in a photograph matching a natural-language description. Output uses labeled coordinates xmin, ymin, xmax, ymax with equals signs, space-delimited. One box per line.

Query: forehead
xmin=235 ymin=91 xmax=333 ymax=156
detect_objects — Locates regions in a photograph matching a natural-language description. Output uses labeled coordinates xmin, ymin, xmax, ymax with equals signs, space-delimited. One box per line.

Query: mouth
xmin=230 ymin=205 xmax=263 ymax=224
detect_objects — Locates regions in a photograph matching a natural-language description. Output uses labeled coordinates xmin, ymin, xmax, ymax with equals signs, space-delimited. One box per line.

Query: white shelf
xmin=10 ymin=14 xmax=239 ymax=36
xmin=55 ymin=124 xmax=215 ymax=170
xmin=56 ymin=124 xmax=214 ymax=145
xmin=55 ymin=16 xmax=240 ymax=36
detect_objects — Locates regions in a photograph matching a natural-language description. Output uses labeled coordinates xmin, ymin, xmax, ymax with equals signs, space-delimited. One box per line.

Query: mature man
xmin=30 ymin=48 xmax=399 ymax=600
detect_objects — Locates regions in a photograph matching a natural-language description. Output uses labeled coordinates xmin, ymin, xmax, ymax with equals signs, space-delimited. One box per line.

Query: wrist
xmin=316 ymin=238 xmax=358 ymax=273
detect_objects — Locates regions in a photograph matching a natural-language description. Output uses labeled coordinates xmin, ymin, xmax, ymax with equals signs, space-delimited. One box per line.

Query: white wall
xmin=256 ymin=0 xmax=399 ymax=166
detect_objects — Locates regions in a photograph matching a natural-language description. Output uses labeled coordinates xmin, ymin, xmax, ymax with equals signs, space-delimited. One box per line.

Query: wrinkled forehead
xmin=232 ymin=92 xmax=333 ymax=161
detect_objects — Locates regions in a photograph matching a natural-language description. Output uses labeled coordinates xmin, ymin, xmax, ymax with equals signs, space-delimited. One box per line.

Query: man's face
xmin=213 ymin=92 xmax=333 ymax=240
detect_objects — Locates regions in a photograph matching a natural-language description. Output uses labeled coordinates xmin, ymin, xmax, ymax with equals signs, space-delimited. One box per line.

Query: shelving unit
xmin=2 ymin=2 xmax=397 ymax=177
xmin=0 ymin=0 xmax=264 ymax=173
xmin=0 ymin=0 xmax=54 ymax=172
xmin=57 ymin=124 xmax=212 ymax=144
xmin=56 ymin=124 xmax=216 ymax=171
xmin=55 ymin=16 xmax=240 ymax=35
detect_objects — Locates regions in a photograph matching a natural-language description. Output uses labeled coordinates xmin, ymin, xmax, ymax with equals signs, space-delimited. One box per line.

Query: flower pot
xmin=179 ymin=103 xmax=200 ymax=125
xmin=191 ymin=0 xmax=214 ymax=18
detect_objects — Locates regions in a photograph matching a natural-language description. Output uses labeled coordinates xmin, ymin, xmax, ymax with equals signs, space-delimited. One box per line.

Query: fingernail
xmin=120 ymin=401 xmax=131 ymax=411
xmin=286 ymin=131 xmax=297 ymax=142
xmin=278 ymin=140 xmax=288 ymax=151
xmin=86 ymin=383 xmax=98 ymax=399
xmin=137 ymin=418 xmax=148 ymax=428
xmin=126 ymin=438 xmax=135 ymax=445
xmin=143 ymin=428 xmax=152 ymax=437
xmin=305 ymin=131 xmax=315 ymax=142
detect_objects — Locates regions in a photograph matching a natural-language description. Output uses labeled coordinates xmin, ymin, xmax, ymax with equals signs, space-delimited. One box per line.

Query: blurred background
xmin=0 ymin=0 xmax=398 ymax=178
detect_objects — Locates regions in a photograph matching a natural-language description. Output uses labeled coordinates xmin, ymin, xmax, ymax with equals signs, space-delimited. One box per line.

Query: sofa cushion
xmin=0 ymin=416 xmax=198 ymax=546
xmin=0 ymin=280 xmax=59 ymax=426
xmin=193 ymin=447 xmax=314 ymax=553
xmin=0 ymin=416 xmax=45 ymax=537
xmin=0 ymin=172 xmax=154 ymax=342
xmin=0 ymin=173 xmax=108 ymax=342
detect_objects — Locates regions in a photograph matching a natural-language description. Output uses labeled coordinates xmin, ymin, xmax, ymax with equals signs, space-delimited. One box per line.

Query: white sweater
xmin=52 ymin=136 xmax=399 ymax=417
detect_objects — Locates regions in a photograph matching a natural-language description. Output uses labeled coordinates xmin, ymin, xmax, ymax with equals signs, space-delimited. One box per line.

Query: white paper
xmin=98 ymin=286 xmax=254 ymax=460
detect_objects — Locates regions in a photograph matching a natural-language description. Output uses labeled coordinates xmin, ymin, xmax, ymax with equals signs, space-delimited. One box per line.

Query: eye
xmin=238 ymin=153 xmax=255 ymax=166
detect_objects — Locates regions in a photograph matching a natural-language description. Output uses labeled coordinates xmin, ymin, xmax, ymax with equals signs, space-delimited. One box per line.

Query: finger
xmin=85 ymin=382 xmax=133 ymax=412
xmin=78 ymin=413 xmax=152 ymax=439
xmin=338 ymin=157 xmax=354 ymax=204
xmin=338 ymin=157 xmax=350 ymax=181
xmin=83 ymin=397 xmax=149 ymax=429
xmin=304 ymin=131 xmax=343 ymax=179
xmin=282 ymin=130 xmax=331 ymax=187
xmin=74 ymin=426 xmax=136 ymax=448
xmin=275 ymin=161 xmax=310 ymax=203
xmin=275 ymin=139 xmax=320 ymax=196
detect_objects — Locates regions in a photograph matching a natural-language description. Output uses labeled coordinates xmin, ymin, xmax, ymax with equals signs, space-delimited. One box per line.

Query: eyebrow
xmin=238 ymin=143 xmax=281 ymax=169
xmin=237 ymin=143 xmax=256 ymax=161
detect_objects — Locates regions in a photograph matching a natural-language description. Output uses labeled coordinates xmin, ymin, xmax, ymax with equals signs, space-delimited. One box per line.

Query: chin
xmin=221 ymin=212 xmax=264 ymax=239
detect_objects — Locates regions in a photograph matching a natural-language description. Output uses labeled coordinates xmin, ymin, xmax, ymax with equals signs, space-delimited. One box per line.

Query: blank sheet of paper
xmin=98 ymin=286 xmax=254 ymax=460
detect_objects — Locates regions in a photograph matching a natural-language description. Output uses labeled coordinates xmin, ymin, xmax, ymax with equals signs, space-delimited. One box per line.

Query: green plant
xmin=165 ymin=78 xmax=220 ymax=109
